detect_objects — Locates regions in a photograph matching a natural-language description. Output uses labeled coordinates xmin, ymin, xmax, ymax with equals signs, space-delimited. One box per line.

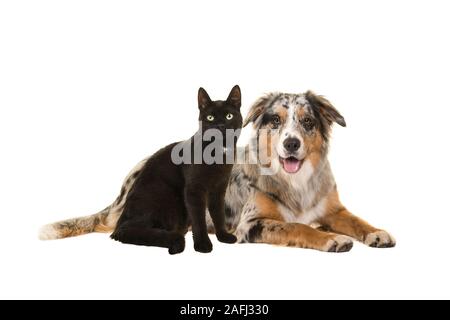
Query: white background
xmin=1 ymin=0 xmax=449 ymax=299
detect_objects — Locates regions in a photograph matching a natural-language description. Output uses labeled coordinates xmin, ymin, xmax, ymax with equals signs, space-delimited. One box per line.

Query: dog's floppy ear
xmin=243 ymin=97 xmax=267 ymax=127
xmin=243 ymin=93 xmax=277 ymax=127
xmin=226 ymin=85 xmax=241 ymax=109
xmin=198 ymin=87 xmax=212 ymax=110
xmin=305 ymin=91 xmax=346 ymax=127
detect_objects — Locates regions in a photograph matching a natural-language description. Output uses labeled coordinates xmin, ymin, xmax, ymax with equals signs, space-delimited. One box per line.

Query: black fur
xmin=309 ymin=104 xmax=329 ymax=142
xmin=110 ymin=86 xmax=243 ymax=254
xmin=247 ymin=220 xmax=264 ymax=242
xmin=117 ymin=186 xmax=126 ymax=204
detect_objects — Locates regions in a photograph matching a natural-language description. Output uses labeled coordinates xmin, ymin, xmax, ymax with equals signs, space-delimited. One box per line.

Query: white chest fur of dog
xmin=276 ymin=159 xmax=331 ymax=224
xmin=277 ymin=197 xmax=327 ymax=225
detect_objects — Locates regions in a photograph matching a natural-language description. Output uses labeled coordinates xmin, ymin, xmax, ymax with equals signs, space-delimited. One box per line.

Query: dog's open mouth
xmin=279 ymin=156 xmax=303 ymax=174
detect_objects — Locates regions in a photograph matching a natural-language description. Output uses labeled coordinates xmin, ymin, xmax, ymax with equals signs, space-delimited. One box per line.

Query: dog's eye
xmin=206 ymin=115 xmax=215 ymax=122
xmin=302 ymin=117 xmax=314 ymax=130
xmin=226 ymin=113 xmax=234 ymax=120
xmin=271 ymin=115 xmax=281 ymax=126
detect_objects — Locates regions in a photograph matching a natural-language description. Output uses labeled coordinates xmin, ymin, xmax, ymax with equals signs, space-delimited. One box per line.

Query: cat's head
xmin=197 ymin=85 xmax=243 ymax=133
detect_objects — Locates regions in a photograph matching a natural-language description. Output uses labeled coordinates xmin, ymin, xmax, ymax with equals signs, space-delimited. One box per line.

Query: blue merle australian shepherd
xmin=40 ymin=91 xmax=395 ymax=252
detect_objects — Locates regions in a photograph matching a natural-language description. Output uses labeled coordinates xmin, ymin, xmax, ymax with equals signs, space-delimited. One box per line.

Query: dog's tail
xmin=39 ymin=157 xmax=149 ymax=240
xmin=38 ymin=205 xmax=120 ymax=240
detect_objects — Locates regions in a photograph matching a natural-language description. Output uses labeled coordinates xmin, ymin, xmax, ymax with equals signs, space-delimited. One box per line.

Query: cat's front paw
xmin=216 ymin=231 xmax=237 ymax=244
xmin=168 ymin=235 xmax=185 ymax=255
xmin=194 ymin=238 xmax=213 ymax=253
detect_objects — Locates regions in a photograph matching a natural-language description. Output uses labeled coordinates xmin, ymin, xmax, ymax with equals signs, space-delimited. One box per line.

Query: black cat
xmin=110 ymin=86 xmax=243 ymax=254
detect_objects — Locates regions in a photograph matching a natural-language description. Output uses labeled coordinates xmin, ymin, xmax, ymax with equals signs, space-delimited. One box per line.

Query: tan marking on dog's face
xmin=303 ymin=128 xmax=324 ymax=168
xmin=257 ymin=102 xmax=288 ymax=130
xmin=292 ymin=106 xmax=325 ymax=169
xmin=295 ymin=107 xmax=307 ymax=119
xmin=272 ymin=103 xmax=288 ymax=124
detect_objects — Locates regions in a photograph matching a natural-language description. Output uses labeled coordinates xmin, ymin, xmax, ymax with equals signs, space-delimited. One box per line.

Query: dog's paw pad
xmin=324 ymin=235 xmax=353 ymax=253
xmin=364 ymin=230 xmax=396 ymax=248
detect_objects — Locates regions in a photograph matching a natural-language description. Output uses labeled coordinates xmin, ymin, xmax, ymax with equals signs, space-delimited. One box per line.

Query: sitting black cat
xmin=111 ymin=85 xmax=243 ymax=254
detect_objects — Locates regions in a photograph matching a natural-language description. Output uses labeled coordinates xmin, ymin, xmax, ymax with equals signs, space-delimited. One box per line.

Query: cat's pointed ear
xmin=198 ymin=87 xmax=212 ymax=110
xmin=226 ymin=85 xmax=241 ymax=109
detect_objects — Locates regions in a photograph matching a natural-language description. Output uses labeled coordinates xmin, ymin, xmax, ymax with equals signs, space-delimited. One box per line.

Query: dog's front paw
xmin=364 ymin=230 xmax=396 ymax=248
xmin=323 ymin=235 xmax=353 ymax=253
xmin=194 ymin=238 xmax=213 ymax=253
xmin=216 ymin=231 xmax=237 ymax=244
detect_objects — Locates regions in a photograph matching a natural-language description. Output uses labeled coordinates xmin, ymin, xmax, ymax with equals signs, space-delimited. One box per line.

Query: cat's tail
xmin=38 ymin=205 xmax=121 ymax=240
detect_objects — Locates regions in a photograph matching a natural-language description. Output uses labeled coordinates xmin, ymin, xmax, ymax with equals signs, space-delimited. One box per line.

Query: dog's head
xmin=244 ymin=91 xmax=345 ymax=175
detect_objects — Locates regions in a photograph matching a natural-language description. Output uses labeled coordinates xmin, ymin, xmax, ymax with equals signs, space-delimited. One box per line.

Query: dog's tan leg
xmin=320 ymin=208 xmax=396 ymax=248
xmin=236 ymin=191 xmax=353 ymax=252
xmin=319 ymin=190 xmax=396 ymax=248
xmin=247 ymin=218 xmax=353 ymax=252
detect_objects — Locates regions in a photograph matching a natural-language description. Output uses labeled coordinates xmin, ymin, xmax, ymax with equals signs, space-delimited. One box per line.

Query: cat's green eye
xmin=226 ymin=113 xmax=233 ymax=120
xmin=206 ymin=115 xmax=214 ymax=122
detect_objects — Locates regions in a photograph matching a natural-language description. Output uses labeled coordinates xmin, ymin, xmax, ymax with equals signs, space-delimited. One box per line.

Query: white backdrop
xmin=1 ymin=0 xmax=449 ymax=299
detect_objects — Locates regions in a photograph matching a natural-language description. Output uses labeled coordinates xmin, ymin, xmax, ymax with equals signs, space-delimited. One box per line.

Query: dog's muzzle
xmin=279 ymin=137 xmax=303 ymax=173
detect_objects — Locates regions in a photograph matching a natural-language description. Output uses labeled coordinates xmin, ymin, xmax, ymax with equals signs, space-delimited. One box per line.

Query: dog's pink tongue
xmin=282 ymin=158 xmax=300 ymax=173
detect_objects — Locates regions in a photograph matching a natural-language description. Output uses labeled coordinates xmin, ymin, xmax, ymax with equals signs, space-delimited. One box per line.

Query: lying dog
xmin=225 ymin=91 xmax=395 ymax=252
xmin=40 ymin=91 xmax=395 ymax=253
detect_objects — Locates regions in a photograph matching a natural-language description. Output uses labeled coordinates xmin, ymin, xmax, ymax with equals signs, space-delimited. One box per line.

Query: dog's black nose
xmin=284 ymin=137 xmax=301 ymax=153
